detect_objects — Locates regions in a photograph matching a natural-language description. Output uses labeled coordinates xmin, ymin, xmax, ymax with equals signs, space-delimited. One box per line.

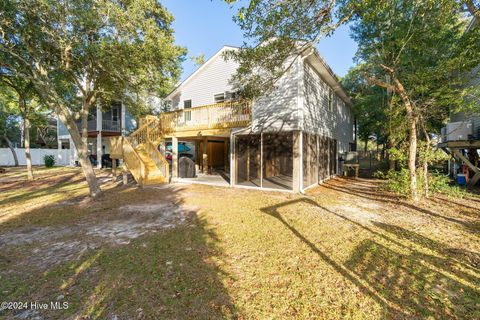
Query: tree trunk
xmin=81 ymin=108 xmax=88 ymax=148
xmin=394 ymin=78 xmax=418 ymax=201
xmin=24 ymin=117 xmax=34 ymax=180
xmin=465 ymin=0 xmax=480 ymax=20
xmin=387 ymin=139 xmax=395 ymax=171
xmin=58 ymin=108 xmax=102 ymax=198
xmin=4 ymin=134 xmax=19 ymax=166
xmin=27 ymin=66 xmax=102 ymax=197
xmin=421 ymin=123 xmax=431 ymax=198
xmin=423 ymin=158 xmax=429 ymax=198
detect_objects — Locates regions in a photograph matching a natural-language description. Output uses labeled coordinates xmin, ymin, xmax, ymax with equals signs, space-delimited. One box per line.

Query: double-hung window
xmin=184 ymin=100 xmax=192 ymax=121
xmin=214 ymin=93 xmax=225 ymax=103
xmin=328 ymin=88 xmax=334 ymax=112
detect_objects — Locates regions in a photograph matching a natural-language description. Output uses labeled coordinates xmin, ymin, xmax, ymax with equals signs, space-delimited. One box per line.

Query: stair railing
xmin=146 ymin=139 xmax=170 ymax=180
xmin=122 ymin=137 xmax=146 ymax=187
xmin=123 ymin=115 xmax=170 ymax=184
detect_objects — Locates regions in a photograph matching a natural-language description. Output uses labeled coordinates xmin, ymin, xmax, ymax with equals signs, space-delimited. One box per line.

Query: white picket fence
xmin=0 ymin=148 xmax=71 ymax=166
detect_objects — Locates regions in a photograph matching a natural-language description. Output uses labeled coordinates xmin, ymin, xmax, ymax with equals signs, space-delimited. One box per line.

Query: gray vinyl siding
xmin=302 ymin=62 xmax=354 ymax=153
xmin=166 ymin=47 xmax=353 ymax=147
xmin=251 ymin=57 xmax=301 ymax=132
xmin=58 ymin=119 xmax=69 ymax=137
xmin=170 ymin=51 xmax=239 ymax=109
xmin=124 ymin=110 xmax=137 ymax=134
xmin=450 ymin=64 xmax=480 ymax=137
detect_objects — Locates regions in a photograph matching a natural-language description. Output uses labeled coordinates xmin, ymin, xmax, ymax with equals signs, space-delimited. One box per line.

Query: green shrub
xmin=43 ymin=154 xmax=56 ymax=168
xmin=375 ymin=168 xmax=465 ymax=198
xmin=423 ymin=171 xmax=465 ymax=198
xmin=375 ymin=168 xmax=411 ymax=196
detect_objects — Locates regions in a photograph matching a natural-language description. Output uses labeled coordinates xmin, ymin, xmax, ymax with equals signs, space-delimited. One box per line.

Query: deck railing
xmin=76 ymin=119 xmax=121 ymax=132
xmin=160 ymin=100 xmax=251 ymax=132
xmin=102 ymin=119 xmax=121 ymax=132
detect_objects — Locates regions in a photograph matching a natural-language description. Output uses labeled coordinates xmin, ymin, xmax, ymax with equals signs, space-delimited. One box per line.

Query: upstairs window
xmin=328 ymin=89 xmax=334 ymax=112
xmin=184 ymin=100 xmax=192 ymax=121
xmin=112 ymin=103 xmax=120 ymax=122
xmin=214 ymin=93 xmax=225 ymax=103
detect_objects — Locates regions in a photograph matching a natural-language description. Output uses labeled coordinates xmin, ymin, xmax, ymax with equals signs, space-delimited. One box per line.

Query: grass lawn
xmin=0 ymin=166 xmax=479 ymax=319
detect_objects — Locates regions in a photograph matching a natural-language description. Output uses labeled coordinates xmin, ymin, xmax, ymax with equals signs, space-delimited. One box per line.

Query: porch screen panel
xmin=327 ymin=138 xmax=337 ymax=176
xmin=302 ymin=133 xmax=319 ymax=188
xmin=318 ymin=136 xmax=329 ymax=181
xmin=235 ymin=134 xmax=261 ymax=187
xmin=262 ymin=132 xmax=293 ymax=190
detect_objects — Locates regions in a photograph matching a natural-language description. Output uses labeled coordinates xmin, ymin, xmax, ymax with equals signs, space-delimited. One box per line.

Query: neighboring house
xmin=111 ymin=43 xmax=355 ymax=192
xmin=439 ymin=16 xmax=480 ymax=187
xmin=57 ymin=102 xmax=137 ymax=167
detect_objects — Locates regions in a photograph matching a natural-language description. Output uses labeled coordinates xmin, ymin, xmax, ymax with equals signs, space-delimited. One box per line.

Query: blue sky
xmin=162 ymin=0 xmax=358 ymax=81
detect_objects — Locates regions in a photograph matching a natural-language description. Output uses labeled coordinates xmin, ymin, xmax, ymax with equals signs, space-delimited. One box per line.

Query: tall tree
xmin=0 ymin=77 xmax=43 ymax=180
xmin=0 ymin=86 xmax=20 ymax=166
xmin=226 ymin=0 xmax=480 ymax=199
xmin=342 ymin=0 xmax=480 ymax=200
xmin=224 ymin=0 xmax=342 ymax=98
xmin=0 ymin=0 xmax=185 ymax=197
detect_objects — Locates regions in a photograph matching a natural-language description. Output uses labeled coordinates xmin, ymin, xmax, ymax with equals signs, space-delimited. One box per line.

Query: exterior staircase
xmin=110 ymin=100 xmax=252 ymax=186
xmin=111 ymin=116 xmax=170 ymax=186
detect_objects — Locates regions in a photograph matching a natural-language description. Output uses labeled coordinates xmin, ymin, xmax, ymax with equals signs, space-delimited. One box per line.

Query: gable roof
xmin=300 ymin=45 xmax=352 ymax=106
xmin=165 ymin=45 xmax=239 ymax=100
xmin=166 ymin=43 xmax=352 ymax=106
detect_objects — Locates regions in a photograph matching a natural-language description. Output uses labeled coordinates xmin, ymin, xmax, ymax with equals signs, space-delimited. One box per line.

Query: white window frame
xmin=214 ymin=93 xmax=225 ymax=103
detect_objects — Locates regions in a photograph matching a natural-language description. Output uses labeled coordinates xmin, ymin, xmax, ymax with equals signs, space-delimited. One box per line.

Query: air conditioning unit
xmin=446 ymin=121 xmax=473 ymax=141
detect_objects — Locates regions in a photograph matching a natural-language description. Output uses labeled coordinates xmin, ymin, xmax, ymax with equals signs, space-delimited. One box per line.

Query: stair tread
xmin=124 ymin=137 xmax=167 ymax=185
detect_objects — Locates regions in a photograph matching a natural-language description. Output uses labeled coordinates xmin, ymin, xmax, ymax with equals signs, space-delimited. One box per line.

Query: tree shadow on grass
xmin=320 ymin=180 xmax=480 ymax=233
xmin=1 ymin=186 xmax=236 ymax=319
xmin=261 ymin=197 xmax=480 ymax=319
xmin=344 ymin=238 xmax=479 ymax=319
xmin=260 ymin=198 xmax=403 ymax=318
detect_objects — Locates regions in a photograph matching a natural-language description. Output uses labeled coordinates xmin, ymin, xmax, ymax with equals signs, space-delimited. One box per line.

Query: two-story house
xmin=110 ymin=43 xmax=355 ymax=192
xmin=160 ymin=44 xmax=355 ymax=191
xmin=439 ymin=16 xmax=480 ymax=187
xmin=57 ymin=102 xmax=136 ymax=167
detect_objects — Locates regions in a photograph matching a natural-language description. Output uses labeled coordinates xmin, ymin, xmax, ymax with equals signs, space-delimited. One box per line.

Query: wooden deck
xmin=160 ymin=100 xmax=251 ymax=137
xmin=438 ymin=140 xmax=480 ymax=148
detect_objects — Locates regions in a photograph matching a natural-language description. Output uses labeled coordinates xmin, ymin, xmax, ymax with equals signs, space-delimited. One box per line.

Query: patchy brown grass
xmin=0 ymin=167 xmax=479 ymax=319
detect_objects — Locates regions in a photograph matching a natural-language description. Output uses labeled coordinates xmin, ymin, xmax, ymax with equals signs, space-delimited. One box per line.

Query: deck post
xmin=246 ymin=143 xmax=250 ymax=182
xmin=112 ymin=158 xmax=117 ymax=182
xmin=260 ymin=133 xmax=263 ymax=188
xmin=230 ymin=133 xmax=235 ymax=186
xmin=202 ymin=137 xmax=208 ymax=174
xmin=172 ymin=136 xmax=178 ymax=179
xmin=224 ymin=139 xmax=229 ymax=171
xmin=96 ymin=105 xmax=103 ymax=168
xmin=195 ymin=140 xmax=200 ymax=173
xmin=96 ymin=132 xmax=102 ymax=168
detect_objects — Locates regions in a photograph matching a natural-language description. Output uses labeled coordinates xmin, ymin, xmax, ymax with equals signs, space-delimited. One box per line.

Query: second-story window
xmin=214 ymin=93 xmax=225 ymax=103
xmin=328 ymin=89 xmax=334 ymax=112
xmin=184 ymin=100 xmax=192 ymax=121
xmin=112 ymin=104 xmax=119 ymax=122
